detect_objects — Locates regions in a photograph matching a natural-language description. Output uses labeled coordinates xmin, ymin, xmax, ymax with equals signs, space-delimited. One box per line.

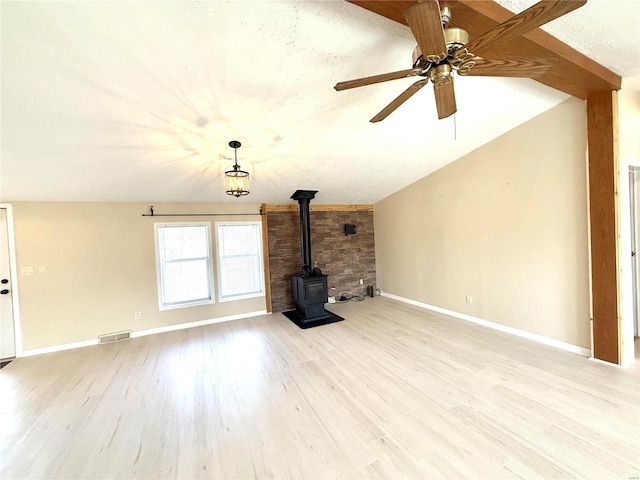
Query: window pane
xmin=220 ymin=225 xmax=259 ymax=257
xmin=217 ymin=223 xmax=264 ymax=300
xmin=161 ymin=226 xmax=208 ymax=261
xmin=155 ymin=222 xmax=213 ymax=309
xmin=221 ymin=256 xmax=261 ymax=297
xmin=163 ymin=259 xmax=210 ymax=304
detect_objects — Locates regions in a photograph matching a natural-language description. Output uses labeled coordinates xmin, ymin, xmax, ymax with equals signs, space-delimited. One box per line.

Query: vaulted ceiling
xmin=1 ymin=0 xmax=638 ymax=205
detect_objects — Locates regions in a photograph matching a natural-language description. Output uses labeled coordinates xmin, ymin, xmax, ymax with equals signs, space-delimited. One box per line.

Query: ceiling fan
xmin=334 ymin=0 xmax=586 ymax=122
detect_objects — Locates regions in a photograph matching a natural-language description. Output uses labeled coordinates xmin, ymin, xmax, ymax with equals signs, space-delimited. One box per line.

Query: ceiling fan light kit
xmin=224 ymin=140 xmax=250 ymax=198
xmin=334 ymin=0 xmax=587 ymax=122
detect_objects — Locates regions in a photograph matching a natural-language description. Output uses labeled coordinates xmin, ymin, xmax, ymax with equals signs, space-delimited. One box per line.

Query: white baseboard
xmin=381 ymin=292 xmax=592 ymax=358
xmin=19 ymin=339 xmax=99 ymax=357
xmin=588 ymin=357 xmax=626 ymax=369
xmin=131 ymin=310 xmax=268 ymax=339
xmin=18 ymin=310 xmax=269 ymax=358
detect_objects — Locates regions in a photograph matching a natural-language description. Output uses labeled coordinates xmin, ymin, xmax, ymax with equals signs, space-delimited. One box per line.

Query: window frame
xmin=154 ymin=222 xmax=215 ymax=311
xmin=215 ymin=221 xmax=265 ymax=303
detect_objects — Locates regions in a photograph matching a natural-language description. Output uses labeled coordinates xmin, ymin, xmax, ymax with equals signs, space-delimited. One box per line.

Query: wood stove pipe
xmin=290 ymin=189 xmax=318 ymax=276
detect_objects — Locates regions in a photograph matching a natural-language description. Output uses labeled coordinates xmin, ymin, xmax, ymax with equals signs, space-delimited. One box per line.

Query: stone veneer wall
xmin=267 ymin=209 xmax=376 ymax=313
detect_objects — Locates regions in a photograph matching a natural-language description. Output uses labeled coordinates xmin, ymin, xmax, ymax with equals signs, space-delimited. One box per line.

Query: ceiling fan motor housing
xmin=412 ymin=27 xmax=469 ymax=69
xmin=444 ymin=28 xmax=469 ymax=52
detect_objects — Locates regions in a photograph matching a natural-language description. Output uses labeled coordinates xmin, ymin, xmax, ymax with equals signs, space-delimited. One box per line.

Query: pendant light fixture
xmin=224 ymin=140 xmax=249 ymax=198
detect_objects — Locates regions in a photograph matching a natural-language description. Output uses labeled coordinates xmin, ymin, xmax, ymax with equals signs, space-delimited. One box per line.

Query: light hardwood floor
xmin=1 ymin=297 xmax=639 ymax=479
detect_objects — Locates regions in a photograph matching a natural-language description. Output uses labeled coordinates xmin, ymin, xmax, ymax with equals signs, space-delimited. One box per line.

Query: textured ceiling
xmin=1 ymin=0 xmax=638 ymax=205
xmin=497 ymin=0 xmax=640 ymax=78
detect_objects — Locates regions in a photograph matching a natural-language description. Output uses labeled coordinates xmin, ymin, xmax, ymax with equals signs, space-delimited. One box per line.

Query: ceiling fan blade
xmin=433 ymin=78 xmax=456 ymax=120
xmin=458 ymin=57 xmax=557 ymax=78
xmin=462 ymin=0 xmax=587 ymax=57
xmin=370 ymin=79 xmax=428 ymax=123
xmin=403 ymin=0 xmax=447 ymax=62
xmin=334 ymin=68 xmax=424 ymax=91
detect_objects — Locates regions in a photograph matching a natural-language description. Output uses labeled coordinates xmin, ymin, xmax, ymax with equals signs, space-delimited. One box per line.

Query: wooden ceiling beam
xmin=347 ymin=0 xmax=621 ymax=98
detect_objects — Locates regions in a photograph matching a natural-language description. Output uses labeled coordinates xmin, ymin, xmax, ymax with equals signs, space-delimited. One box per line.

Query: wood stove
xmin=283 ymin=190 xmax=344 ymax=329
xmin=291 ymin=272 xmax=328 ymax=319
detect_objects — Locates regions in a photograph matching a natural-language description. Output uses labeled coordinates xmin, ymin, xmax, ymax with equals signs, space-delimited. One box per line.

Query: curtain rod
xmin=142 ymin=206 xmax=261 ymax=217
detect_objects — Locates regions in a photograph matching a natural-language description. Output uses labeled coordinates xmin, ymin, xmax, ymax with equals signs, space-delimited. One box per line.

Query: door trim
xmin=629 ymin=167 xmax=640 ymax=338
xmin=0 ymin=204 xmax=22 ymax=357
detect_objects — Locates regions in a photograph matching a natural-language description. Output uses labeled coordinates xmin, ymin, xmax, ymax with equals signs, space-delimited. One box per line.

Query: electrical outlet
xmin=21 ymin=266 xmax=33 ymax=276
xmin=359 ymin=278 xmax=364 ymax=285
xmin=466 ymin=295 xmax=473 ymax=304
xmin=134 ymin=311 xmax=142 ymax=320
xmin=38 ymin=266 xmax=46 ymax=274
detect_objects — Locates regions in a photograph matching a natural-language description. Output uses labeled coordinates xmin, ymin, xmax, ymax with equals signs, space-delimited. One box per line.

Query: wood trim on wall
xmin=587 ymin=90 xmax=620 ymax=364
xmin=263 ymin=204 xmax=373 ymax=213
xmin=260 ymin=204 xmax=273 ymax=313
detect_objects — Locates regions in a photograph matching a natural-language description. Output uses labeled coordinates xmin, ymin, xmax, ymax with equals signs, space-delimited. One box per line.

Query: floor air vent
xmin=98 ymin=330 xmax=131 ymax=344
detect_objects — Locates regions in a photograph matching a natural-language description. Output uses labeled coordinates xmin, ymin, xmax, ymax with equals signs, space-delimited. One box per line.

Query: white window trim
xmin=215 ymin=221 xmax=265 ymax=303
xmin=154 ymin=222 xmax=215 ymax=311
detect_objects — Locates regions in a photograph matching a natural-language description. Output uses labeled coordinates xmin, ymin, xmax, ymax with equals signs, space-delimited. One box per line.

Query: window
xmin=215 ymin=222 xmax=264 ymax=301
xmin=155 ymin=223 xmax=214 ymax=310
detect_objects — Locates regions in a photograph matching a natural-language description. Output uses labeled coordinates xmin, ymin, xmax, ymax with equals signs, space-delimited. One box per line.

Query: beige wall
xmin=374 ymin=98 xmax=591 ymax=348
xmin=13 ymin=202 xmax=266 ymax=350
xmin=618 ymin=74 xmax=640 ymax=364
xmin=619 ymin=73 xmax=640 ymax=165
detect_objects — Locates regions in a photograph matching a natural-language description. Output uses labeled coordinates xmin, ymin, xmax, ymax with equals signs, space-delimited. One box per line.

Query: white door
xmin=0 ymin=208 xmax=16 ymax=359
